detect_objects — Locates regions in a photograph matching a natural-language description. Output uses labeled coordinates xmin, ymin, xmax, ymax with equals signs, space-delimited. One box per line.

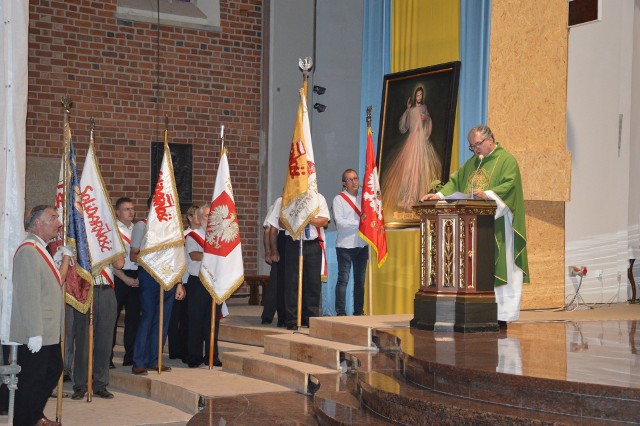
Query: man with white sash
xmin=111 ymin=197 xmax=140 ymax=367
xmin=11 ymin=205 xmax=71 ymax=426
xmin=184 ymin=206 xmax=222 ymax=368
xmin=332 ymin=169 xmax=368 ymax=316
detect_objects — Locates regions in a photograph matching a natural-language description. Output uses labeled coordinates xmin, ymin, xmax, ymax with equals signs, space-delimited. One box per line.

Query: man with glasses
xmin=332 ymin=169 xmax=368 ymax=316
xmin=421 ymin=125 xmax=529 ymax=330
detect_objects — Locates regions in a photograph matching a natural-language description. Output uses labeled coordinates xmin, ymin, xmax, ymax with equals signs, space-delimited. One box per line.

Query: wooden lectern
xmin=411 ymin=199 xmax=498 ymax=332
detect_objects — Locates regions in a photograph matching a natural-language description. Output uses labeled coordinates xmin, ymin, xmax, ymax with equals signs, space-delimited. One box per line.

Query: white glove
xmin=27 ymin=336 xmax=43 ymax=353
xmin=58 ymin=245 xmax=75 ymax=257
xmin=53 ymin=245 xmax=75 ymax=267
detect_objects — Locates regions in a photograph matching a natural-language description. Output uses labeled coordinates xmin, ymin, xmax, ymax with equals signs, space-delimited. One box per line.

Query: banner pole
xmin=87 ymin=298 xmax=94 ymax=402
xmin=296 ymin=238 xmax=304 ymax=330
xmin=368 ymin=246 xmax=373 ymax=315
xmin=208 ymin=301 xmax=216 ymax=369
xmin=158 ymin=287 xmax=164 ymax=374
xmin=56 ymin=96 xmax=72 ymax=423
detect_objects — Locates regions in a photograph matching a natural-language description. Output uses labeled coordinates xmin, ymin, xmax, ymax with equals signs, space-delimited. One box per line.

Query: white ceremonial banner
xmin=80 ymin=142 xmax=126 ymax=274
xmin=200 ymin=150 xmax=244 ymax=304
xmin=138 ymin=141 xmax=186 ymax=290
xmin=0 ymin=0 xmax=28 ymax=343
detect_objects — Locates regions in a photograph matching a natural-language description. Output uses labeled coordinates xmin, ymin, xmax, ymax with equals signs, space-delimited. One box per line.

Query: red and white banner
xmin=359 ymin=127 xmax=388 ymax=267
xmin=200 ymin=149 xmax=244 ymax=304
xmin=80 ymin=141 xmax=126 ymax=275
xmin=138 ymin=138 xmax=186 ymax=290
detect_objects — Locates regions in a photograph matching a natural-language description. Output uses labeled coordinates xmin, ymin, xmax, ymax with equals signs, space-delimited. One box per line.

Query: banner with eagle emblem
xmin=200 ymin=149 xmax=244 ymax=304
xmin=359 ymin=127 xmax=388 ymax=267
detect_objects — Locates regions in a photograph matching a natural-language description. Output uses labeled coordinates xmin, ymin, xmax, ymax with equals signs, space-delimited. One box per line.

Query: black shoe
xmin=336 ymin=313 xmax=346 ymax=316
xmin=188 ymin=362 xmax=202 ymax=368
xmin=71 ymin=389 xmax=86 ymax=400
xmin=498 ymin=320 xmax=508 ymax=330
xmin=122 ymin=360 xmax=133 ymax=367
xmin=63 ymin=374 xmax=72 ymax=382
xmin=286 ymin=324 xmax=297 ymax=330
xmin=261 ymin=318 xmax=272 ymax=324
xmin=109 ymin=361 xmax=115 ymax=369
xmin=94 ymin=389 xmax=114 ymax=399
xmin=277 ymin=321 xmax=286 ymax=327
xmin=213 ymin=358 xmax=222 ymax=367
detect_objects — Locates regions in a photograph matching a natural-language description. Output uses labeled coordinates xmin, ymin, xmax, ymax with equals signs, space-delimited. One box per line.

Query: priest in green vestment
xmin=421 ymin=125 xmax=529 ymax=329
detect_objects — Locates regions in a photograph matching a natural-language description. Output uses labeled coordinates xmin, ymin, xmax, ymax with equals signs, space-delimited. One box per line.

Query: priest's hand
xmin=27 ymin=336 xmax=43 ymax=353
xmin=472 ymin=190 xmax=490 ymax=200
xmin=420 ymin=194 xmax=441 ymax=202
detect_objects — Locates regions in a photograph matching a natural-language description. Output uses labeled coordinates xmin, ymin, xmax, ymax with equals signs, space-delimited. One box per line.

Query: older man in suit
xmin=10 ymin=205 xmax=71 ymax=426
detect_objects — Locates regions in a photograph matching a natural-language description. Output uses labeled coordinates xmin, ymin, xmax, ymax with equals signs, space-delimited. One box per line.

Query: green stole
xmin=440 ymin=144 xmax=529 ymax=286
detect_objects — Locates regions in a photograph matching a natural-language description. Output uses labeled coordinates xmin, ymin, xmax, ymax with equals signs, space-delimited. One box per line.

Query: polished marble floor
xmin=385 ymin=320 xmax=640 ymax=390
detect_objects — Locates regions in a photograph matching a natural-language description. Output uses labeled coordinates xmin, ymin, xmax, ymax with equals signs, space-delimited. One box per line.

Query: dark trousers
xmin=335 ymin=246 xmax=369 ymax=315
xmin=284 ymin=237 xmax=322 ymax=326
xmin=186 ymin=275 xmax=221 ymax=365
xmin=73 ymin=286 xmax=117 ymax=392
xmin=133 ymin=268 xmax=175 ymax=369
xmin=14 ymin=343 xmax=62 ymax=426
xmin=64 ymin=304 xmax=75 ymax=376
xmin=168 ymin=283 xmax=189 ymax=359
xmin=0 ymin=345 xmax=11 ymax=413
xmin=261 ymin=231 xmax=286 ymax=325
xmin=112 ymin=269 xmax=140 ymax=365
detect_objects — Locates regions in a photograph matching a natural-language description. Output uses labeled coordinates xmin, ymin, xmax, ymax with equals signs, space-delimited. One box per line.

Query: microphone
xmin=470 ymin=154 xmax=484 ymax=199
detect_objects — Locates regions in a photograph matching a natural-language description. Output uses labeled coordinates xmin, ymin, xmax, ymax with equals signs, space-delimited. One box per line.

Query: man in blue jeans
xmin=129 ymin=198 xmax=185 ymax=375
xmin=332 ymin=169 xmax=368 ymax=316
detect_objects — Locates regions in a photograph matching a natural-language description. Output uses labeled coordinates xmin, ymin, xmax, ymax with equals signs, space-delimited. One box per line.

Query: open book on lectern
xmin=442 ymin=192 xmax=473 ymax=200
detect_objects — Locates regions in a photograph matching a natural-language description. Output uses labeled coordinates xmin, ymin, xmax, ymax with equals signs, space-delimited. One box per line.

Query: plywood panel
xmin=489 ymin=1 xmax=570 ymax=309
xmin=523 ymin=201 xmax=565 ymax=309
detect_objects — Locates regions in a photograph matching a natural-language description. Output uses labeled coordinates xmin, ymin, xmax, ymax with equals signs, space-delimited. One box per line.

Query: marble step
xmin=309 ymin=315 xmax=411 ymax=347
xmin=223 ymin=350 xmax=339 ymax=394
xmin=219 ymin=321 xmax=291 ymax=347
xmin=108 ymin=341 xmax=286 ymax=415
xmin=357 ymin=369 xmax=629 ymax=426
xmin=263 ymin=333 xmax=375 ymax=370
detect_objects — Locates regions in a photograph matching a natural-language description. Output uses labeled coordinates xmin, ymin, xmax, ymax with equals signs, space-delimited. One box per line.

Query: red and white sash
xmin=16 ymin=241 xmax=62 ymax=286
xmin=315 ymin=226 xmax=328 ymax=283
xmin=119 ymin=228 xmax=131 ymax=245
xmin=187 ymin=230 xmax=206 ymax=248
xmin=339 ymin=192 xmax=361 ymax=217
xmin=100 ymin=268 xmax=115 ymax=288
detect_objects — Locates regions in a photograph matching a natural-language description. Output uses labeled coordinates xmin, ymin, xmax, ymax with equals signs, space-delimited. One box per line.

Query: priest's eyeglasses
xmin=468 ymin=137 xmax=488 ymax=151
xmin=343 ymin=177 xmax=358 ymax=183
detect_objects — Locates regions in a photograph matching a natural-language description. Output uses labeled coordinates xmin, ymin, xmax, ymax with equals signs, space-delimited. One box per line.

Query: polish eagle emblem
xmin=206 ymin=204 xmax=239 ymax=249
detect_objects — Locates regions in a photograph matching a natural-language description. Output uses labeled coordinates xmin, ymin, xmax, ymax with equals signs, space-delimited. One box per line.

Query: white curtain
xmin=0 ymin=1 xmax=28 ymax=343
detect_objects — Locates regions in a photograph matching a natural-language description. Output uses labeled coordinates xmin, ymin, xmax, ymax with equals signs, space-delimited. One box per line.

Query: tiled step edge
xmin=264 ymin=334 xmax=374 ymax=370
xmin=110 ymin=371 xmax=200 ymax=415
xmin=223 ymin=351 xmax=338 ymax=395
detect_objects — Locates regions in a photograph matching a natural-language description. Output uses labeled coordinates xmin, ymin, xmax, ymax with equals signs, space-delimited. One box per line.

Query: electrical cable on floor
xmin=523 ymin=275 xmax=593 ymax=312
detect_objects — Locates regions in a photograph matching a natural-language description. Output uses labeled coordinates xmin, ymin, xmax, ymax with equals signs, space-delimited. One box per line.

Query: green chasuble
xmin=440 ymin=143 xmax=529 ymax=286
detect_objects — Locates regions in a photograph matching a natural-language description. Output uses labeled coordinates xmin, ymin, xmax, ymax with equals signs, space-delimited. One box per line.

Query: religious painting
xmin=151 ymin=142 xmax=193 ymax=212
xmin=377 ymin=61 xmax=461 ymax=228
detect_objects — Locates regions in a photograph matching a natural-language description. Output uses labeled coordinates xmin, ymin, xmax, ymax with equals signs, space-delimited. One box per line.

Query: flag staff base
xmin=158 ymin=288 xmax=164 ymax=374
xmin=296 ymin=239 xmax=304 ymax=329
xmin=208 ymin=300 xmax=216 ymax=370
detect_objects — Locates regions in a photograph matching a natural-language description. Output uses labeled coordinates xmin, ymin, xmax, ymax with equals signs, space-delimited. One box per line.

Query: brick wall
xmin=27 ymin=0 xmax=263 ymax=274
